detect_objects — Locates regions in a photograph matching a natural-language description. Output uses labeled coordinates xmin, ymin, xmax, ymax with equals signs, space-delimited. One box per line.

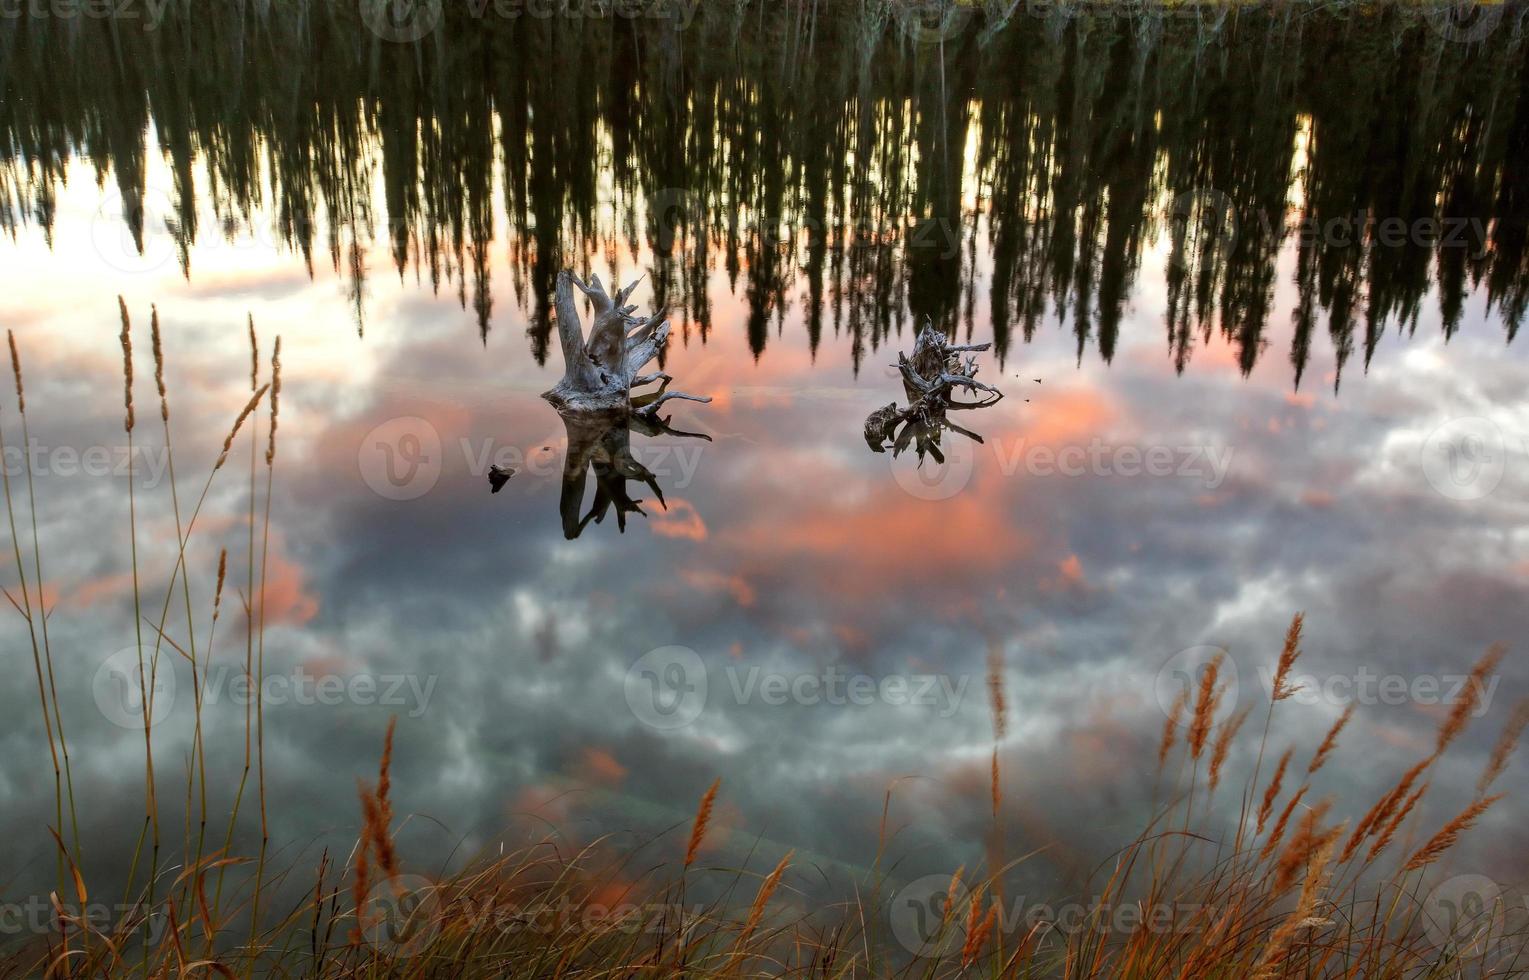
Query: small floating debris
xmin=488 ymin=465 xmax=515 ymax=493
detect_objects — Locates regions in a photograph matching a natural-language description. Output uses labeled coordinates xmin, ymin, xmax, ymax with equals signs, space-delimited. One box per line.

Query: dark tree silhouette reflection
xmin=3 ymin=2 xmax=1526 ymax=387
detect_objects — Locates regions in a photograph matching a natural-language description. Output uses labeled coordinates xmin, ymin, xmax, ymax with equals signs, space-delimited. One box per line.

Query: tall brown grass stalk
xmin=1 ymin=330 xmax=77 ymax=889
xmin=1478 ymin=698 xmax=1529 ymax=794
xmin=1306 ymin=703 xmax=1354 ymax=775
xmin=244 ymin=322 xmax=278 ymax=963
xmin=1436 ymin=644 xmax=1505 ymax=755
xmin=726 ymin=850 xmax=791 ymax=972
xmin=1158 ymin=686 xmax=1187 ymax=772
xmin=1256 ymin=747 xmax=1292 ymax=836
xmin=1239 ymin=613 xmax=1303 ymax=854
xmin=1209 ymin=705 xmax=1250 ymax=794
xmin=1402 ymin=794 xmax=1503 ymax=871
xmin=686 ymin=779 xmax=720 ymax=868
xmin=117 ymin=298 xmax=162 ymax=943
xmin=143 ymin=305 xmax=215 ymax=889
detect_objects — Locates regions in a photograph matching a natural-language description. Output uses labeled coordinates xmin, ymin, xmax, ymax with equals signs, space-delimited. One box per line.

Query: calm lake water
xmin=1 ymin=0 xmax=1527 ymax=941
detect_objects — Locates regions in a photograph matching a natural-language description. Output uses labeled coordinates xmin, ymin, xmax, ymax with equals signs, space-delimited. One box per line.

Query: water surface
xmin=1 ymin=0 xmax=1527 ymax=930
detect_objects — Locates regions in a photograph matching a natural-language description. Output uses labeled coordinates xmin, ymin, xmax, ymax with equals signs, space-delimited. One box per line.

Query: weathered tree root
xmin=516 ymin=269 xmax=711 ymax=537
xmin=865 ymin=318 xmax=1003 ymax=459
xmin=543 ymin=269 xmax=712 ymax=416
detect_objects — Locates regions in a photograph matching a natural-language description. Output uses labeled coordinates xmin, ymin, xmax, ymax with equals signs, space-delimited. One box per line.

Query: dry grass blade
xmin=1403 ymin=794 xmax=1503 ymax=871
xmin=151 ymin=304 xmax=168 ymax=421
xmin=266 ymin=336 xmax=281 ymax=465
xmin=1307 ymin=704 xmax=1354 ymax=775
xmin=1188 ymin=652 xmax=1223 ymax=761
xmin=215 ymin=384 xmax=270 ymax=469
xmin=1159 ymin=685 xmax=1188 ymax=770
xmin=1367 ymin=781 xmax=1429 ymax=862
xmin=960 ymin=894 xmax=997 ymax=968
xmin=1479 ymin=698 xmax=1529 ymax=794
xmin=1260 ymin=785 xmax=1308 ymax=861
xmin=6 ymin=329 xmax=22 ymax=411
xmin=1209 ymin=705 xmax=1251 ymax=793
xmin=1272 ymin=613 xmax=1304 ymax=701
xmin=1436 ymin=644 xmax=1505 ymax=755
xmin=988 ymin=645 xmax=1007 ymax=741
xmin=1254 ymin=835 xmax=1336 ymax=977
xmin=686 ymin=778 xmax=720 ymax=868
xmin=118 ymin=296 xmax=135 ymax=432
xmin=738 ymin=851 xmax=791 ymax=949
xmin=1257 ymin=748 xmax=1293 ymax=835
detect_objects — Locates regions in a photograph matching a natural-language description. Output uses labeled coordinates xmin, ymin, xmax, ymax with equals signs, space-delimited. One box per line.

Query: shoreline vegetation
xmin=1 ymin=300 xmax=1526 ymax=975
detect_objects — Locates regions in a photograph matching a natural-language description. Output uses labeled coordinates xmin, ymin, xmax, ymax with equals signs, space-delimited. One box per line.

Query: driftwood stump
xmin=519 ymin=269 xmax=711 ymax=537
xmin=544 ymin=269 xmax=711 ymax=418
xmin=864 ymin=318 xmax=1003 ymax=462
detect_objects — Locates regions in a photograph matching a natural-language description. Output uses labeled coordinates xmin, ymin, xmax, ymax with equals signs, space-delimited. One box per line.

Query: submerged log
xmin=864 ymin=317 xmax=1003 ymax=460
xmin=544 ymin=269 xmax=711 ymax=417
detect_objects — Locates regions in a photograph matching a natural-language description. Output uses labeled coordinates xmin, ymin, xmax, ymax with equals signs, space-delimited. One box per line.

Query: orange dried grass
xmin=685 ymin=778 xmax=719 ymax=867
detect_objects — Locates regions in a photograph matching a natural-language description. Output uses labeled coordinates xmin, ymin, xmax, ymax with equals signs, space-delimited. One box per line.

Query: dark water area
xmin=1 ymin=0 xmax=1527 ymax=961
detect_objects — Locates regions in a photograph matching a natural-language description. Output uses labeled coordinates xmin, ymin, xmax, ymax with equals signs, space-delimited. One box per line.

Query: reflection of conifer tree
xmin=1 ymin=4 xmax=1527 ymax=384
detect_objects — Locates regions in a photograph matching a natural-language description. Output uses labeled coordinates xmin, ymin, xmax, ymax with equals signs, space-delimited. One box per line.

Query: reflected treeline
xmin=3 ymin=1 xmax=1526 ymax=385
